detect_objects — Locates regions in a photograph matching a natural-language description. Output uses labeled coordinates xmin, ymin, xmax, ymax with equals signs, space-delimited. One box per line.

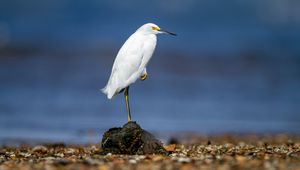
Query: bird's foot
xmin=140 ymin=73 xmax=147 ymax=81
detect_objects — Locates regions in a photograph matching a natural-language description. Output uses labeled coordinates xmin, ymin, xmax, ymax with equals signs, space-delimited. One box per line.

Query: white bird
xmin=102 ymin=23 xmax=176 ymax=122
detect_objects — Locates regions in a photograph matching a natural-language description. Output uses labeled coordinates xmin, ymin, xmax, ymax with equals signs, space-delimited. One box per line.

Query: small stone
xmin=137 ymin=155 xmax=146 ymax=160
xmin=9 ymin=154 xmax=16 ymax=160
xmin=152 ymin=155 xmax=164 ymax=162
xmin=90 ymin=145 xmax=98 ymax=152
xmin=205 ymin=154 xmax=214 ymax=159
xmin=32 ymin=145 xmax=47 ymax=153
xmin=65 ymin=148 xmax=76 ymax=154
xmin=19 ymin=152 xmax=31 ymax=158
xmin=170 ymin=153 xmax=177 ymax=157
xmin=52 ymin=158 xmax=71 ymax=165
xmin=177 ymin=157 xmax=191 ymax=163
xmin=84 ymin=158 xmax=102 ymax=165
xmin=129 ymin=159 xmax=137 ymax=164
xmin=236 ymin=155 xmax=247 ymax=163
xmin=54 ymin=153 xmax=64 ymax=158
xmin=98 ymin=164 xmax=109 ymax=170
xmin=43 ymin=156 xmax=56 ymax=164
xmin=164 ymin=144 xmax=176 ymax=152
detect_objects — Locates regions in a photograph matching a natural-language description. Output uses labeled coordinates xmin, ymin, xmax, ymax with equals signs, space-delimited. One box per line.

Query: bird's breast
xmin=141 ymin=34 xmax=157 ymax=57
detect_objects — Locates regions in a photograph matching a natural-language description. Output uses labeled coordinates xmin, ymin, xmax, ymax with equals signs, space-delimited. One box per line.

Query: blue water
xmin=0 ymin=0 xmax=300 ymax=144
xmin=0 ymin=53 xmax=299 ymax=144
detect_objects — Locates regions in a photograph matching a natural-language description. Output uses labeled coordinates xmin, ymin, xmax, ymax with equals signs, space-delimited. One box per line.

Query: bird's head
xmin=138 ymin=23 xmax=177 ymax=36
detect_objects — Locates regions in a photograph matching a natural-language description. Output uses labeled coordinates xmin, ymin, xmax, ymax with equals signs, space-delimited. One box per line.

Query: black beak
xmin=160 ymin=29 xmax=177 ymax=36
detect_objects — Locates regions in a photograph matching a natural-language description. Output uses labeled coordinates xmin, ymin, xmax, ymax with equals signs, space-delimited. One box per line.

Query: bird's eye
xmin=152 ymin=26 xmax=160 ymax=31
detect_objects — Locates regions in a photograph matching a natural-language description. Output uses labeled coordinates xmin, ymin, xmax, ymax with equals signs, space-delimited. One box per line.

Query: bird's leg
xmin=140 ymin=73 xmax=148 ymax=81
xmin=124 ymin=87 xmax=132 ymax=122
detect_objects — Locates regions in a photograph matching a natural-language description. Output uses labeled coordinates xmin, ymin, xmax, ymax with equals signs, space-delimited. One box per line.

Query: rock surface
xmin=100 ymin=121 xmax=167 ymax=155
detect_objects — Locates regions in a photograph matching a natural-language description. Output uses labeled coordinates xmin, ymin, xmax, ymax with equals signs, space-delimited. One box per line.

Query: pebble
xmin=170 ymin=153 xmax=177 ymax=157
xmin=129 ymin=159 xmax=137 ymax=164
xmin=32 ymin=145 xmax=47 ymax=153
xmin=164 ymin=144 xmax=176 ymax=152
xmin=0 ymin=134 xmax=298 ymax=170
xmin=177 ymin=157 xmax=191 ymax=163
xmin=65 ymin=148 xmax=76 ymax=154
xmin=19 ymin=152 xmax=31 ymax=158
xmin=84 ymin=158 xmax=102 ymax=165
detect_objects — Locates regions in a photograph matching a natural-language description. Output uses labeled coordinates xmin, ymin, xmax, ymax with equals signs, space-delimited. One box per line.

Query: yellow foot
xmin=140 ymin=73 xmax=147 ymax=81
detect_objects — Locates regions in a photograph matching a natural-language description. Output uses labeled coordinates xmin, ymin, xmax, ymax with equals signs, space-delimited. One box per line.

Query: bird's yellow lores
xmin=102 ymin=23 xmax=176 ymax=122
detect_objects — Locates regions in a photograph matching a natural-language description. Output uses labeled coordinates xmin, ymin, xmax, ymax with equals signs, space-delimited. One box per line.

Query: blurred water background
xmin=0 ymin=0 xmax=300 ymax=144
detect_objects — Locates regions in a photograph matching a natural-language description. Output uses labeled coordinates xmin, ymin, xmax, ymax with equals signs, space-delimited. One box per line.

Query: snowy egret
xmin=102 ymin=23 xmax=176 ymax=122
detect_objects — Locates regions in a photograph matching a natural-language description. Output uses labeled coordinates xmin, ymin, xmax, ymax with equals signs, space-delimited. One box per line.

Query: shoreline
xmin=0 ymin=134 xmax=299 ymax=170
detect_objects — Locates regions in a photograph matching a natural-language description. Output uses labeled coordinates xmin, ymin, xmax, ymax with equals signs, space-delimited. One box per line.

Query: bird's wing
xmin=104 ymin=33 xmax=145 ymax=97
xmin=113 ymin=34 xmax=144 ymax=80
xmin=138 ymin=35 xmax=157 ymax=72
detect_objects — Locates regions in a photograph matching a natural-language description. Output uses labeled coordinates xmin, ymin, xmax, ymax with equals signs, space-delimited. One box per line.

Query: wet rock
xmin=100 ymin=121 xmax=167 ymax=155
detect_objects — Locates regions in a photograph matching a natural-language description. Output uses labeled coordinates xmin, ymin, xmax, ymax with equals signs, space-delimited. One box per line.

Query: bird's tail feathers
xmin=101 ymin=86 xmax=114 ymax=99
xmin=101 ymin=86 xmax=107 ymax=94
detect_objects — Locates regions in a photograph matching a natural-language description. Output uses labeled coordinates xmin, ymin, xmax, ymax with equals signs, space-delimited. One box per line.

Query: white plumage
xmin=101 ymin=23 xmax=176 ymax=121
xmin=102 ymin=23 xmax=157 ymax=99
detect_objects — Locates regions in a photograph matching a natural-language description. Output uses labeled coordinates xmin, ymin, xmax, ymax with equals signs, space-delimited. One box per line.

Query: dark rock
xmin=168 ymin=137 xmax=179 ymax=145
xmin=100 ymin=121 xmax=167 ymax=155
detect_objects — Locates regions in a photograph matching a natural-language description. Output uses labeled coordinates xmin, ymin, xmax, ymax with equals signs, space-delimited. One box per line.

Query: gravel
xmin=0 ymin=134 xmax=299 ymax=170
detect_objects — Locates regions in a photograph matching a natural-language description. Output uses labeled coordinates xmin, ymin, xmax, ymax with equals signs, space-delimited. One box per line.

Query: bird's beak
xmin=159 ymin=29 xmax=177 ymax=36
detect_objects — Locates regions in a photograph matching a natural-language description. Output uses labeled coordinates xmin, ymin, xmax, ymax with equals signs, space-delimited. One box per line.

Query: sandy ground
xmin=0 ymin=134 xmax=299 ymax=170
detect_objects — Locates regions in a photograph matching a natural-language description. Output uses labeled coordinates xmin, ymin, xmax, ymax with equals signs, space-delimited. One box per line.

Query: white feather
xmin=102 ymin=23 xmax=158 ymax=99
